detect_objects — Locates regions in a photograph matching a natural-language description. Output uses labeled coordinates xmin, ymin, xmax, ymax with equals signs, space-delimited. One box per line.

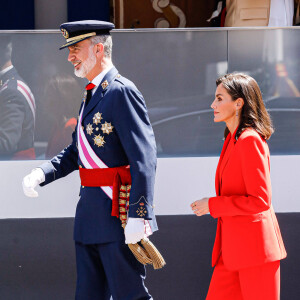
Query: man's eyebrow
xmin=70 ymin=45 xmax=80 ymax=49
xmin=215 ymin=93 xmax=223 ymax=97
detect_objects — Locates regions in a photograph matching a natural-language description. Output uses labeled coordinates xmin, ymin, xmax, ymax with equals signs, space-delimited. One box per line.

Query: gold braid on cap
xmin=66 ymin=32 xmax=96 ymax=42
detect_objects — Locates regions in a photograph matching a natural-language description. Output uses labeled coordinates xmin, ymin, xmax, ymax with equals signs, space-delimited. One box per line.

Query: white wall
xmin=0 ymin=156 xmax=299 ymax=219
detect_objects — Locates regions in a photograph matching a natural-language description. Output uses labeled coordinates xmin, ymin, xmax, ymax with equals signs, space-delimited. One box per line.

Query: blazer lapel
xmin=218 ymin=138 xmax=235 ymax=182
xmin=215 ymin=134 xmax=231 ymax=196
xmin=82 ymin=67 xmax=119 ymax=121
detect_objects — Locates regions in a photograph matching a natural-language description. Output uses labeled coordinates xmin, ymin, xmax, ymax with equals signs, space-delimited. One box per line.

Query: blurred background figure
xmin=224 ymin=0 xmax=294 ymax=27
xmin=43 ymin=74 xmax=82 ymax=159
xmin=0 ymin=36 xmax=36 ymax=160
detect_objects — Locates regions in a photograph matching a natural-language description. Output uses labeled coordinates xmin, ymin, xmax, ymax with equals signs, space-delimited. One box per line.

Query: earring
xmin=236 ymin=110 xmax=238 ymax=117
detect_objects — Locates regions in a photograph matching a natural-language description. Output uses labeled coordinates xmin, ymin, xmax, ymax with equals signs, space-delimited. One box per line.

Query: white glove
xmin=125 ymin=217 xmax=145 ymax=244
xmin=22 ymin=168 xmax=45 ymax=197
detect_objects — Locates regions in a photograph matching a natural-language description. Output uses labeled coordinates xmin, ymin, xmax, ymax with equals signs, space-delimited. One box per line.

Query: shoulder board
xmin=115 ymin=74 xmax=125 ymax=84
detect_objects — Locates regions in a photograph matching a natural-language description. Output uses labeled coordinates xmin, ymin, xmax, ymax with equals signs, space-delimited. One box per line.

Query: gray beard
xmin=74 ymin=49 xmax=97 ymax=78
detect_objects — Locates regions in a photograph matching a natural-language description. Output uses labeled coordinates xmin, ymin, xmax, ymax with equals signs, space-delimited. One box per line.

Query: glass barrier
xmin=0 ymin=32 xmax=85 ymax=160
xmin=228 ymin=29 xmax=300 ymax=155
xmin=0 ymin=28 xmax=299 ymax=160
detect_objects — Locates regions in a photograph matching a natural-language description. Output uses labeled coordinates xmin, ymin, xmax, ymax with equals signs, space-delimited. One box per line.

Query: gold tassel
xmin=141 ymin=238 xmax=166 ymax=269
xmin=128 ymin=243 xmax=153 ymax=265
xmin=119 ymin=184 xmax=166 ymax=270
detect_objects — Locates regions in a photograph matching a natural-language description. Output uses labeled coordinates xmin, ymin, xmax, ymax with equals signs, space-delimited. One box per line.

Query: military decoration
xmin=101 ymin=122 xmax=114 ymax=134
xmin=136 ymin=207 xmax=147 ymax=217
xmin=101 ymin=80 xmax=109 ymax=89
xmin=86 ymin=123 xmax=94 ymax=135
xmin=136 ymin=202 xmax=147 ymax=217
xmin=93 ymin=112 xmax=103 ymax=125
xmin=83 ymin=90 xmax=87 ymax=102
xmin=93 ymin=134 xmax=105 ymax=147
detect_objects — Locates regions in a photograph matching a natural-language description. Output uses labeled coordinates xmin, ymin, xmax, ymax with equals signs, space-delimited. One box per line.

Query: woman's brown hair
xmin=216 ymin=73 xmax=274 ymax=140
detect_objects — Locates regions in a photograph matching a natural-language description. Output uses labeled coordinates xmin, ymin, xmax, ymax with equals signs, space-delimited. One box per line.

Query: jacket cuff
xmin=39 ymin=161 xmax=56 ymax=186
xmin=208 ymin=196 xmax=219 ymax=219
xmin=128 ymin=196 xmax=154 ymax=220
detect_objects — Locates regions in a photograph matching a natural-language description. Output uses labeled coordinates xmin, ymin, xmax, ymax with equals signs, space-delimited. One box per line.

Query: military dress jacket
xmin=0 ymin=66 xmax=35 ymax=159
xmin=40 ymin=67 xmax=158 ymax=244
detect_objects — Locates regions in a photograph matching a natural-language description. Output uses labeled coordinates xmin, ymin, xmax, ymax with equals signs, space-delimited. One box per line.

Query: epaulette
xmin=115 ymin=74 xmax=125 ymax=85
xmin=0 ymin=78 xmax=11 ymax=93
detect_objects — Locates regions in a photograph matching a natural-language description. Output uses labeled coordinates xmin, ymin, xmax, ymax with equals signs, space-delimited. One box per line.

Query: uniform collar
xmin=81 ymin=67 xmax=119 ymax=121
xmin=90 ymin=65 xmax=113 ymax=95
xmin=0 ymin=65 xmax=14 ymax=77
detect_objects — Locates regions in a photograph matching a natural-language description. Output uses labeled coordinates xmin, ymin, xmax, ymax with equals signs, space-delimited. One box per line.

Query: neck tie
xmin=85 ymin=83 xmax=96 ymax=106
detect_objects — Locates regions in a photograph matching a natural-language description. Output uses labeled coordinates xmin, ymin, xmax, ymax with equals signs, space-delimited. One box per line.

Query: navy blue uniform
xmin=40 ymin=67 xmax=157 ymax=299
xmin=0 ymin=67 xmax=35 ymax=159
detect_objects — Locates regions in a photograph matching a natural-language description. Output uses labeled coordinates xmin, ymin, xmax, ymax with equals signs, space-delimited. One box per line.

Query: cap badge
xmin=101 ymin=80 xmax=109 ymax=89
xmin=61 ymin=28 xmax=69 ymax=39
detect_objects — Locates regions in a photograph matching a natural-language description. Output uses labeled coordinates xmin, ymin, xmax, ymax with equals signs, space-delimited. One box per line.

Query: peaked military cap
xmin=59 ymin=20 xmax=115 ymax=50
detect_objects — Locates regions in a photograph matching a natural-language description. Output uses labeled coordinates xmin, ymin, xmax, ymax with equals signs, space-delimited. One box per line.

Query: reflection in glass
xmin=228 ymin=29 xmax=300 ymax=155
xmin=0 ymin=35 xmax=35 ymax=160
xmin=0 ymin=28 xmax=299 ymax=160
xmin=43 ymin=75 xmax=82 ymax=159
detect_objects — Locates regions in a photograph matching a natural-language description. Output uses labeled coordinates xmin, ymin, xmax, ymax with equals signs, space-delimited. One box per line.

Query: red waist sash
xmin=79 ymin=166 xmax=131 ymax=218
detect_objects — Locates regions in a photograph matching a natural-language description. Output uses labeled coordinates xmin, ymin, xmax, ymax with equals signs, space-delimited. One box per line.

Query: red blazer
xmin=209 ymin=128 xmax=286 ymax=271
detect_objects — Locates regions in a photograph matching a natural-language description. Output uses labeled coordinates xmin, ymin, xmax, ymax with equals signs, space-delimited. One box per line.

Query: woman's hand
xmin=191 ymin=198 xmax=210 ymax=216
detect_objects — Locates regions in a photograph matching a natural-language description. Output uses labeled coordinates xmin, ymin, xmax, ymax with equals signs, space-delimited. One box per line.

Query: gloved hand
xmin=125 ymin=217 xmax=145 ymax=244
xmin=22 ymin=168 xmax=45 ymax=197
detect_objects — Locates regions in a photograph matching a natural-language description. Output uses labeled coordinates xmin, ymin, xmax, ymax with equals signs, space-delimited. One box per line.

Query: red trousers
xmin=206 ymin=255 xmax=280 ymax=300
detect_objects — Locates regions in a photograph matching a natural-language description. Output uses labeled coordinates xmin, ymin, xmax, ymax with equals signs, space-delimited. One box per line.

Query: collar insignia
xmin=101 ymin=80 xmax=109 ymax=90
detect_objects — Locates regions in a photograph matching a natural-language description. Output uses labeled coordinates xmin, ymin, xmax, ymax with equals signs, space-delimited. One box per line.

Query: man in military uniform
xmin=0 ymin=36 xmax=36 ymax=160
xmin=22 ymin=21 xmax=157 ymax=300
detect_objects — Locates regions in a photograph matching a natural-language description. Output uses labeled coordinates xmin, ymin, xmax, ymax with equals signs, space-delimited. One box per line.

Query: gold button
xmin=79 ymin=165 xmax=82 ymax=168
xmin=82 ymin=186 xmax=85 ymax=188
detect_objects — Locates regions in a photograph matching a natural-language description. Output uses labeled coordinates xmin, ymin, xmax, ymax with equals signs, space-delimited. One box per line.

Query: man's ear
xmin=95 ymin=43 xmax=104 ymax=54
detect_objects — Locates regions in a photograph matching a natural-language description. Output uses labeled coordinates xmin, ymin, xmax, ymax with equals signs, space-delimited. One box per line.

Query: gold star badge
xmin=93 ymin=112 xmax=103 ymax=125
xmin=86 ymin=123 xmax=93 ymax=135
xmin=101 ymin=122 xmax=114 ymax=134
xmin=101 ymin=80 xmax=109 ymax=89
xmin=93 ymin=135 xmax=105 ymax=147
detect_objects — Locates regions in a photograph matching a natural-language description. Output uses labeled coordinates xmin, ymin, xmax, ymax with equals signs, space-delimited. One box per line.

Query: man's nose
xmin=68 ymin=52 xmax=75 ymax=62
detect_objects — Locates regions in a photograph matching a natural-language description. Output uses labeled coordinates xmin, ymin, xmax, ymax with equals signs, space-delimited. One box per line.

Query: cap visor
xmin=59 ymin=36 xmax=92 ymax=50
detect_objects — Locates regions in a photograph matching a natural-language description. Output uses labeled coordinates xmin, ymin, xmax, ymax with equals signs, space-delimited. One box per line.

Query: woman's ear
xmin=236 ymin=98 xmax=244 ymax=109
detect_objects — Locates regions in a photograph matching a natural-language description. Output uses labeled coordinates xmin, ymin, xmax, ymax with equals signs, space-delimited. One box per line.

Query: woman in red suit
xmin=191 ymin=73 xmax=287 ymax=300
